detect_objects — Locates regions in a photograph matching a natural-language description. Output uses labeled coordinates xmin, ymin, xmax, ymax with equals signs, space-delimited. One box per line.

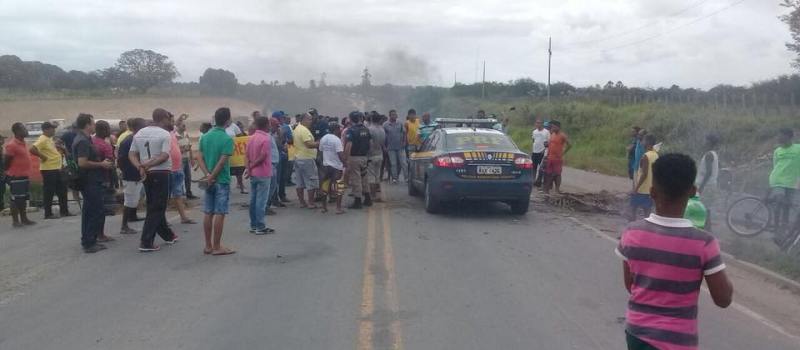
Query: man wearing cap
xmin=279 ymin=112 xmax=294 ymax=201
xmin=30 ymin=121 xmax=72 ymax=219
xmin=271 ymin=111 xmax=291 ymax=203
xmin=266 ymin=114 xmax=284 ymax=211
xmin=345 ymin=111 xmax=373 ymax=208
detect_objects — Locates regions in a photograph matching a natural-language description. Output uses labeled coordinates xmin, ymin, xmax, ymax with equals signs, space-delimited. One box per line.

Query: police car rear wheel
xmin=408 ymin=173 xmax=420 ymax=196
xmin=510 ymin=199 xmax=529 ymax=215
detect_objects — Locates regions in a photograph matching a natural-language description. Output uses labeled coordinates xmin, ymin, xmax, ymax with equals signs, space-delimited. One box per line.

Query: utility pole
xmin=481 ymin=61 xmax=486 ymax=99
xmin=454 ymin=72 xmax=457 ymax=86
xmin=547 ymin=37 xmax=552 ymax=103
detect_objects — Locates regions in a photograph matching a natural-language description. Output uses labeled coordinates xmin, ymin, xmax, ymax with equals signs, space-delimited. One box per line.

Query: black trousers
xmin=141 ymin=171 xmax=174 ymax=247
xmin=0 ymin=178 xmax=5 ymax=211
xmin=80 ymin=181 xmax=105 ymax=248
xmin=182 ymin=158 xmax=194 ymax=197
xmin=41 ymin=169 xmax=69 ymax=216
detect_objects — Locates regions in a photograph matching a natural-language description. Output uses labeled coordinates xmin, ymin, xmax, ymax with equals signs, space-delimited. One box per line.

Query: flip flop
xmin=336 ymin=210 xmax=345 ymax=215
xmin=212 ymin=247 xmax=236 ymax=256
xmin=203 ymin=248 xmax=213 ymax=255
xmin=97 ymin=236 xmax=116 ymax=242
xmin=181 ymin=219 xmax=197 ymax=224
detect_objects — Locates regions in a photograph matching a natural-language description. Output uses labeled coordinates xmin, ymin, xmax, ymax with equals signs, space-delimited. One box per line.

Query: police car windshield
xmin=446 ymin=132 xmax=517 ymax=152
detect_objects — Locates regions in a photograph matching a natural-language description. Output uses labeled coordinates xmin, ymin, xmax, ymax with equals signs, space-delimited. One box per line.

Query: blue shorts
xmin=170 ymin=171 xmax=186 ymax=198
xmin=204 ymin=183 xmax=230 ymax=215
xmin=630 ymin=193 xmax=653 ymax=210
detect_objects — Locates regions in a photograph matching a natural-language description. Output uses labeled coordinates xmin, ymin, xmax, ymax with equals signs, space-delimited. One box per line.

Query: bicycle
xmin=726 ymin=192 xmax=800 ymax=254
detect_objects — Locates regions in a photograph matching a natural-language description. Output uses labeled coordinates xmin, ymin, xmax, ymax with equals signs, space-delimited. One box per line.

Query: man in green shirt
xmin=198 ymin=107 xmax=236 ymax=256
xmin=769 ymin=128 xmax=800 ymax=246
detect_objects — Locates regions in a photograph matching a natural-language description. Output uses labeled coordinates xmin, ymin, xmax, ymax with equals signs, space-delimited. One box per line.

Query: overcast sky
xmin=0 ymin=0 xmax=794 ymax=89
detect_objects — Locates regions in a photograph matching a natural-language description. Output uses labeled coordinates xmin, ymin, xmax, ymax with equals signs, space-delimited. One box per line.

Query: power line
xmin=561 ymin=0 xmax=712 ymax=48
xmin=596 ymin=0 xmax=746 ymax=52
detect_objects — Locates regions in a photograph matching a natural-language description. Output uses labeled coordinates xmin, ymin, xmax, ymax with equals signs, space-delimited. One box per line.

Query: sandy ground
xmin=0 ymin=96 xmax=262 ymax=131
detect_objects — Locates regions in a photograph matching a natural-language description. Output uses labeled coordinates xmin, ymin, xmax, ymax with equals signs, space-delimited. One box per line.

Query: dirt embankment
xmin=0 ymin=96 xmax=263 ymax=131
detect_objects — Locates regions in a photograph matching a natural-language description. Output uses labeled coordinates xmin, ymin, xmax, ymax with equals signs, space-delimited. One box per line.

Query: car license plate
xmin=476 ymin=166 xmax=502 ymax=175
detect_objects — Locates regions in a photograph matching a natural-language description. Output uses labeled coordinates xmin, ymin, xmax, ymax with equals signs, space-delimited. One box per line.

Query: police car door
xmin=414 ymin=131 xmax=441 ymax=188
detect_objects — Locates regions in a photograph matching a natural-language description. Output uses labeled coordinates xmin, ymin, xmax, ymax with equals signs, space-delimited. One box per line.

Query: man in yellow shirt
xmin=293 ymin=113 xmax=320 ymax=208
xmin=30 ymin=122 xmax=72 ymax=219
xmin=230 ymin=134 xmax=249 ymax=194
xmin=630 ymin=134 xmax=659 ymax=221
xmin=404 ymin=108 xmax=420 ymax=155
xmin=116 ymin=120 xmax=132 ymax=148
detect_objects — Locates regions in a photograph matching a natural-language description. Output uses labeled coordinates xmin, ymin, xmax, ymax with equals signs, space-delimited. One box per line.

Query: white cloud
xmin=0 ymin=0 xmax=794 ymax=88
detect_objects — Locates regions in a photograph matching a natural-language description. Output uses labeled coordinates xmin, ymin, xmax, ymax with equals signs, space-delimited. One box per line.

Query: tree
xmin=309 ymin=79 xmax=317 ymax=89
xmin=198 ymin=68 xmax=238 ymax=96
xmin=114 ymin=49 xmax=178 ymax=92
xmin=782 ymin=1 xmax=800 ymax=69
xmin=99 ymin=67 xmax=132 ymax=88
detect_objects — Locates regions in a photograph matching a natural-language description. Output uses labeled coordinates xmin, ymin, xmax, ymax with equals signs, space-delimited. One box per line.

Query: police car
xmin=407 ymin=118 xmax=534 ymax=214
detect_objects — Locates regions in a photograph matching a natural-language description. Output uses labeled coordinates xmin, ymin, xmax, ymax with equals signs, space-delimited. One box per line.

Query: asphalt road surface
xmin=0 ymin=184 xmax=798 ymax=350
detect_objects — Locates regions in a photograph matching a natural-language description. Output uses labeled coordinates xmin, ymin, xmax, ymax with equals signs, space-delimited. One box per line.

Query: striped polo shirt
xmin=616 ymin=214 xmax=726 ymax=350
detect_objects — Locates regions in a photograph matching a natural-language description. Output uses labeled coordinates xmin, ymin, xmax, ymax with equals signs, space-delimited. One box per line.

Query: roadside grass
xmin=725 ymin=237 xmax=800 ymax=281
xmin=436 ymin=97 xmax=800 ymax=179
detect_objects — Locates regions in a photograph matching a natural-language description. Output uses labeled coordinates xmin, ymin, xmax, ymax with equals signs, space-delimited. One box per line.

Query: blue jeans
xmin=204 ymin=183 xmax=230 ymax=215
xmin=249 ymin=176 xmax=271 ymax=230
xmin=267 ymin=162 xmax=280 ymax=208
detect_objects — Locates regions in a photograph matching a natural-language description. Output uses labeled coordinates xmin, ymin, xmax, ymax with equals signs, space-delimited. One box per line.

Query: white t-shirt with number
xmin=131 ymin=126 xmax=172 ymax=171
xmin=319 ymin=133 xmax=344 ymax=170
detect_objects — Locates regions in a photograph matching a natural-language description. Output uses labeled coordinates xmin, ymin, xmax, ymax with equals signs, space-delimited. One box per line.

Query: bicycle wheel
xmin=726 ymin=197 xmax=770 ymax=237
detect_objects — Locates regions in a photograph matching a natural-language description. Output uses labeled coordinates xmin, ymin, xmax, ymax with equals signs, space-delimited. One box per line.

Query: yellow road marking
xmin=358 ymin=208 xmax=376 ymax=350
xmin=382 ymin=205 xmax=404 ymax=350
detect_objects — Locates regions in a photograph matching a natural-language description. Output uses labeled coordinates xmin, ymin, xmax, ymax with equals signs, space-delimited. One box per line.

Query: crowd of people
xmin=0 ymin=106 xmax=459 ymax=255
xmin=624 ymin=124 xmax=800 ymax=244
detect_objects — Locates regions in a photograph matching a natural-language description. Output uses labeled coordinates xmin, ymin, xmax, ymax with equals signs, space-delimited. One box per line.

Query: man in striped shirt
xmin=616 ymin=153 xmax=733 ymax=350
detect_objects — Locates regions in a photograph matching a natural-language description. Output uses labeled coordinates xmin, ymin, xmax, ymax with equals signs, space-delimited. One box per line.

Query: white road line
xmin=567 ymin=216 xmax=800 ymax=343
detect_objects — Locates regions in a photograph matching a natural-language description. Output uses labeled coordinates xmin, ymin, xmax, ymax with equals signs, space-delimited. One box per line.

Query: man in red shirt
xmin=543 ymin=120 xmax=571 ymax=194
xmin=4 ymin=123 xmax=36 ymax=227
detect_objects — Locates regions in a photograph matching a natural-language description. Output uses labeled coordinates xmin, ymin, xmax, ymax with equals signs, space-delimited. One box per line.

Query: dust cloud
xmin=366 ymin=50 xmax=439 ymax=86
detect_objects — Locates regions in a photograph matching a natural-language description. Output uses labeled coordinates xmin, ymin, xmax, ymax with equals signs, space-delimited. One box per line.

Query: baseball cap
xmin=272 ymin=111 xmax=286 ymax=118
xmin=307 ymin=108 xmax=318 ymax=116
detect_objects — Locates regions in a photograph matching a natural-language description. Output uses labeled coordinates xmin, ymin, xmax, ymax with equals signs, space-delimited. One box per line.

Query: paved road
xmin=0 ymin=185 xmax=797 ymax=350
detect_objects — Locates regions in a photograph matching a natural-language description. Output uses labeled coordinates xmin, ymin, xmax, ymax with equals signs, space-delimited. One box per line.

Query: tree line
xmin=3 ymin=48 xmax=800 ymax=112
xmin=0 ymin=49 xmax=237 ymax=96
